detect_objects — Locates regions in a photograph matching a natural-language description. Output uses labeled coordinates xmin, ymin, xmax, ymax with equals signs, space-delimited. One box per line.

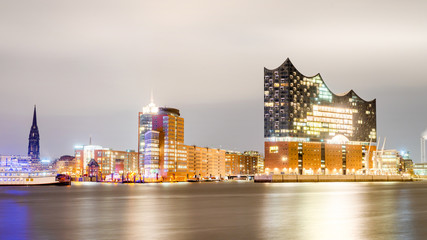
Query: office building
xmin=414 ymin=163 xmax=427 ymax=176
xmin=143 ymin=131 xmax=160 ymax=179
xmin=74 ymin=145 xmax=138 ymax=179
xmin=372 ymin=149 xmax=400 ymax=174
xmin=139 ymin=101 xmax=186 ymax=181
xmin=52 ymin=155 xmax=76 ymax=176
xmin=185 ymin=145 xmax=225 ymax=179
xmin=225 ymin=151 xmax=264 ymax=176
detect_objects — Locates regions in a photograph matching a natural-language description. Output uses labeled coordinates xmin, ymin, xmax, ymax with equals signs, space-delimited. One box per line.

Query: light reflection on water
xmin=1 ymin=182 xmax=427 ymax=240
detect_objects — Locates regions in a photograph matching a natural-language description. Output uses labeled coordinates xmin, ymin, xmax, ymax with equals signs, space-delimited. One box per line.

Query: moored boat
xmin=55 ymin=174 xmax=72 ymax=185
xmin=187 ymin=178 xmax=199 ymax=182
xmin=0 ymin=167 xmax=69 ymax=186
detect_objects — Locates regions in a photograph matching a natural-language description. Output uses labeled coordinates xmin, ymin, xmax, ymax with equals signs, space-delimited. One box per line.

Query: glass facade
xmin=264 ymin=58 xmax=376 ymax=143
xmin=138 ymin=102 xmax=159 ymax=173
xmin=144 ymin=131 xmax=160 ymax=177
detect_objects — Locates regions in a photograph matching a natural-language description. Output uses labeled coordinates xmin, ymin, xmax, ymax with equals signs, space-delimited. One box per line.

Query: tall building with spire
xmin=138 ymin=99 xmax=186 ymax=181
xmin=28 ymin=105 xmax=40 ymax=161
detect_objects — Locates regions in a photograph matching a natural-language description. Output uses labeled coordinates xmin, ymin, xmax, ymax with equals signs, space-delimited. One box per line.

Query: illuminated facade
xmin=0 ymin=155 xmax=32 ymax=168
xmin=74 ymin=145 xmax=138 ymax=178
xmin=185 ymin=147 xmax=264 ymax=179
xmin=75 ymin=145 xmax=103 ymax=175
xmin=138 ymin=101 xmax=159 ymax=173
xmin=143 ymin=131 xmax=160 ymax=179
xmin=264 ymin=58 xmax=376 ymax=143
xmin=264 ymin=59 xmax=377 ymax=175
xmin=207 ymin=148 xmax=226 ymax=178
xmin=372 ymin=149 xmax=400 ymax=174
xmin=414 ymin=163 xmax=427 ymax=176
xmin=138 ymin=102 xmax=186 ymax=181
xmin=162 ymin=110 xmax=186 ymax=181
xmin=53 ymin=155 xmax=76 ymax=176
xmin=187 ymin=145 xmax=206 ymax=177
xmin=225 ymin=151 xmax=264 ymax=175
xmin=185 ymin=146 xmax=225 ymax=179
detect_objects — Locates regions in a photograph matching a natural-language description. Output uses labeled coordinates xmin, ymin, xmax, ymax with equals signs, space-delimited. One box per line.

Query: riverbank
xmin=70 ymin=175 xmax=416 ymax=183
xmin=255 ymin=174 xmax=413 ymax=182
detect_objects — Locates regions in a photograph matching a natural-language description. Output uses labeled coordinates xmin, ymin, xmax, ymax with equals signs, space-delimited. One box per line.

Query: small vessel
xmin=0 ymin=167 xmax=69 ymax=186
xmin=200 ymin=177 xmax=221 ymax=182
xmin=187 ymin=178 xmax=200 ymax=182
xmin=55 ymin=174 xmax=72 ymax=185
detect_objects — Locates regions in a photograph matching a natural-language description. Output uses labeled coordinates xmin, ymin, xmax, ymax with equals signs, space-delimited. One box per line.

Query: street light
xmin=281 ymin=157 xmax=288 ymax=174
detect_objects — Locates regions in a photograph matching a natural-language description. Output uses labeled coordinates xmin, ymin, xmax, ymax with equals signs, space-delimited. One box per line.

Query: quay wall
xmin=255 ymin=175 xmax=413 ymax=183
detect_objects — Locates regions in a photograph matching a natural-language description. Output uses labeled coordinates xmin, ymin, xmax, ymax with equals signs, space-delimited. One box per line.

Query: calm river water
xmin=1 ymin=181 xmax=427 ymax=240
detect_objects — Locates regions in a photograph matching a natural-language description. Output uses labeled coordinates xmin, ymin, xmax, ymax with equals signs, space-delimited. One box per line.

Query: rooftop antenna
xmin=150 ymin=89 xmax=154 ymax=104
xmin=89 ymin=136 xmax=92 ymax=145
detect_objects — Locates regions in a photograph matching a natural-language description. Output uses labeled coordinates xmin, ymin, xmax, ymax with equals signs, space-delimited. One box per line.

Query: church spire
xmin=28 ymin=105 xmax=40 ymax=161
xmin=32 ymin=105 xmax=37 ymax=127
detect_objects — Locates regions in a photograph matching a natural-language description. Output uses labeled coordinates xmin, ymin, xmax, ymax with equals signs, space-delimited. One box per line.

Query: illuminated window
xmin=269 ymin=146 xmax=279 ymax=153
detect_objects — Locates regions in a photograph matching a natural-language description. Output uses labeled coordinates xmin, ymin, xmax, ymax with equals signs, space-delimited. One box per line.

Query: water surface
xmin=1 ymin=181 xmax=427 ymax=240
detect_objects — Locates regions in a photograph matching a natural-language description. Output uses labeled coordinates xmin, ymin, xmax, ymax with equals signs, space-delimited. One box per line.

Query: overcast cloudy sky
xmin=0 ymin=0 xmax=426 ymax=162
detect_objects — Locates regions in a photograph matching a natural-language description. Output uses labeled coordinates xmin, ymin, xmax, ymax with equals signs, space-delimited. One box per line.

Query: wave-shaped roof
xmin=265 ymin=58 xmax=375 ymax=103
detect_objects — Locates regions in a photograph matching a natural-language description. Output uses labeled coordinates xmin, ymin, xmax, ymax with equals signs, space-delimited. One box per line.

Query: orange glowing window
xmin=270 ymin=146 xmax=279 ymax=153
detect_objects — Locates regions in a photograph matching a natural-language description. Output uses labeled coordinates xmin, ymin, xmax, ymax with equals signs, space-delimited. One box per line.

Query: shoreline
xmin=254 ymin=174 xmax=414 ymax=183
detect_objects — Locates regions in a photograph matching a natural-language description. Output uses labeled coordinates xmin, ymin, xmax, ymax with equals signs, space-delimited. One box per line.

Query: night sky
xmin=0 ymin=0 xmax=426 ymax=162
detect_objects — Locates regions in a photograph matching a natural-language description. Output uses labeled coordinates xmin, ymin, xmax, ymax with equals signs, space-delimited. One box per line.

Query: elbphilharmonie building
xmin=264 ymin=59 xmax=377 ymax=175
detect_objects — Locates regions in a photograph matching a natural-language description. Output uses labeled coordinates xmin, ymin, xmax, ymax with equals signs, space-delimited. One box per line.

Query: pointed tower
xmin=28 ymin=105 xmax=40 ymax=161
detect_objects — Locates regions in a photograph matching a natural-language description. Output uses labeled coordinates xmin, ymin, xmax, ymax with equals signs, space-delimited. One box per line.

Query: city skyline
xmin=1 ymin=1 xmax=427 ymax=161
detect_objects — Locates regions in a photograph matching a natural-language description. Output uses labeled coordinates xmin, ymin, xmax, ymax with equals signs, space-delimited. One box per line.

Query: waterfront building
xmin=413 ymin=163 xmax=427 ymax=176
xmin=402 ymin=159 xmax=414 ymax=174
xmin=186 ymin=145 xmax=207 ymax=178
xmin=143 ymin=131 xmax=161 ymax=180
xmin=246 ymin=151 xmax=265 ymax=174
xmin=185 ymin=147 xmax=264 ymax=179
xmin=87 ymin=159 xmax=100 ymax=178
xmin=372 ymin=149 xmax=400 ymax=174
xmin=161 ymin=108 xmax=186 ymax=181
xmin=139 ymin=101 xmax=186 ymax=181
xmin=74 ymin=145 xmax=138 ymax=179
xmin=138 ymin=101 xmax=159 ymax=173
xmin=185 ymin=145 xmax=196 ymax=177
xmin=52 ymin=155 xmax=76 ymax=176
xmin=137 ymin=99 xmax=265 ymax=181
xmin=75 ymin=145 xmax=103 ymax=175
xmin=399 ymin=151 xmax=413 ymax=174
xmin=185 ymin=146 xmax=223 ymax=179
xmin=264 ymin=59 xmax=377 ymax=175
xmin=28 ymin=105 xmax=40 ymax=161
xmin=207 ymin=148 xmax=226 ymax=178
xmin=225 ymin=151 xmax=240 ymax=175
xmin=225 ymin=151 xmax=264 ymax=176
